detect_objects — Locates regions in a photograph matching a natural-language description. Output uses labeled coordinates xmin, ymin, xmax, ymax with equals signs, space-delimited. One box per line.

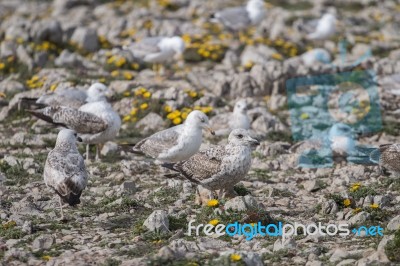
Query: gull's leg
xmin=59 ymin=196 xmax=64 ymax=221
xmin=86 ymin=144 xmax=90 ymax=161
xmin=95 ymin=144 xmax=100 ymax=161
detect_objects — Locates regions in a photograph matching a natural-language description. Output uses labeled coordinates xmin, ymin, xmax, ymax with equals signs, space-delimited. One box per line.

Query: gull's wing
xmin=173 ymin=145 xmax=226 ymax=183
xmin=36 ymin=88 xmax=87 ymax=108
xmin=213 ymin=7 xmax=251 ymax=31
xmin=44 ymin=150 xmax=88 ymax=205
xmin=29 ymin=106 xmax=108 ymax=134
xmin=126 ymin=37 xmax=164 ymax=58
xmin=133 ymin=125 xmax=182 ymax=158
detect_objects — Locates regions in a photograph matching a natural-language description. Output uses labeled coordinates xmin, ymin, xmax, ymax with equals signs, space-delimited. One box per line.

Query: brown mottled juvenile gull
xmin=210 ymin=99 xmax=250 ymax=136
xmin=211 ymin=0 xmax=266 ymax=31
xmin=370 ymin=144 xmax=400 ymax=177
xmin=28 ymin=83 xmax=121 ymax=161
xmin=162 ymin=128 xmax=259 ymax=198
xmin=44 ymin=129 xmax=88 ymax=220
xmin=132 ymin=110 xmax=215 ymax=162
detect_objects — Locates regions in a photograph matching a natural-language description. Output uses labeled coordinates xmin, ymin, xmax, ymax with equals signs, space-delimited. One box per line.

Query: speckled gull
xmin=28 ymin=83 xmax=121 ymax=161
xmin=44 ymin=129 xmax=88 ymax=220
xmin=307 ymin=13 xmax=336 ymax=40
xmin=369 ymin=144 xmax=400 ymax=177
xmin=124 ymin=36 xmax=185 ymax=63
xmin=162 ymin=129 xmax=259 ymax=199
xmin=132 ymin=110 xmax=215 ymax=163
xmin=211 ymin=0 xmax=266 ymax=31
xmin=209 ymin=99 xmax=251 ymax=136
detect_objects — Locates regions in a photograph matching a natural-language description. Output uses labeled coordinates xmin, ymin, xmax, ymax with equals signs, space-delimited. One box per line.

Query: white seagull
xmin=210 ymin=99 xmax=251 ymax=136
xmin=132 ymin=110 xmax=215 ymax=162
xmin=44 ymin=129 xmax=88 ymax=220
xmin=307 ymin=13 xmax=336 ymax=40
xmin=211 ymin=0 xmax=266 ymax=31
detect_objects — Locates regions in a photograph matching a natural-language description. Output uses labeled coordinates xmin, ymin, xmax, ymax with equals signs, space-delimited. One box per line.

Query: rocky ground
xmin=1 ymin=0 xmax=400 ymax=265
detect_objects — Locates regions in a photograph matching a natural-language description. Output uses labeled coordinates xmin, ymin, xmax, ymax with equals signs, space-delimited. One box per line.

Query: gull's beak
xmin=248 ymin=137 xmax=260 ymax=147
xmin=77 ymin=136 xmax=83 ymax=142
xmin=205 ymin=126 xmax=215 ymax=135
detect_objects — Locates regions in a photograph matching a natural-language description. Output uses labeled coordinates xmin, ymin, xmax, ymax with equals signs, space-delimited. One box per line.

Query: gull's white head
xmin=233 ymin=99 xmax=248 ymax=114
xmin=185 ymin=110 xmax=215 ymax=135
xmin=86 ymin=83 xmax=110 ymax=102
xmin=247 ymin=0 xmax=266 ymax=24
xmin=228 ymin=128 xmax=260 ymax=147
xmin=329 ymin=123 xmax=354 ymax=139
xmin=166 ymin=36 xmax=186 ymax=54
xmin=321 ymin=13 xmax=336 ymax=24
xmin=56 ymin=129 xmax=82 ymax=147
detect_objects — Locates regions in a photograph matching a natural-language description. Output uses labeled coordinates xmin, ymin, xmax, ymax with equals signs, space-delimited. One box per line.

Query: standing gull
xmin=369 ymin=144 xmax=400 ymax=177
xmin=132 ymin=110 xmax=215 ymax=162
xmin=209 ymin=99 xmax=251 ymax=136
xmin=28 ymin=83 xmax=121 ymax=161
xmin=306 ymin=13 xmax=336 ymax=40
xmin=210 ymin=0 xmax=266 ymax=31
xmin=124 ymin=36 xmax=185 ymax=74
xmin=44 ymin=129 xmax=88 ymax=220
xmin=163 ymin=129 xmax=259 ymax=199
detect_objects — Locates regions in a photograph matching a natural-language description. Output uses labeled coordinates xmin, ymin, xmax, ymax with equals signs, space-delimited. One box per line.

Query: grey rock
xmin=16 ymin=45 xmax=34 ymax=70
xmin=356 ymin=250 xmax=390 ymax=266
xmin=70 ymin=27 xmax=99 ymax=52
xmin=377 ymin=235 xmax=394 ymax=251
xmin=387 ymin=215 xmax=400 ymax=231
xmin=120 ymin=181 xmax=136 ymax=193
xmin=349 ymin=211 xmax=370 ymax=225
xmin=240 ymin=45 xmax=276 ymax=66
xmin=135 ymin=112 xmax=167 ymax=135
xmin=31 ymin=19 xmax=63 ymax=44
xmin=143 ymin=210 xmax=169 ymax=233
xmin=303 ymin=180 xmax=321 ymax=192
xmin=224 ymin=195 xmax=259 ymax=212
xmin=32 ymin=234 xmax=55 ymax=252
xmin=101 ymin=141 xmax=118 ymax=156
xmin=0 ymin=40 xmax=17 ymax=58
xmin=273 ymin=237 xmax=296 ymax=251
xmin=330 ymin=248 xmax=350 ymax=263
xmin=21 ymin=221 xmax=32 ymax=234
xmin=322 ymin=199 xmax=339 ymax=215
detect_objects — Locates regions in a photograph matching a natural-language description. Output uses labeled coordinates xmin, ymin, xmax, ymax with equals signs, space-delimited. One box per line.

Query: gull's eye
xmin=74 ymin=133 xmax=77 ymax=137
xmin=237 ymin=134 xmax=243 ymax=139
xmin=200 ymin=118 xmax=205 ymax=123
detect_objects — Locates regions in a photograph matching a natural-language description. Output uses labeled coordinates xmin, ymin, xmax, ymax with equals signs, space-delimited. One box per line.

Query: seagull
xmin=210 ymin=99 xmax=251 ymax=136
xmin=28 ymin=83 xmax=121 ymax=161
xmin=132 ymin=110 xmax=215 ymax=162
xmin=44 ymin=129 xmax=88 ymax=220
xmin=307 ymin=13 xmax=336 ymax=40
xmin=124 ymin=36 xmax=185 ymax=74
xmin=162 ymin=129 xmax=260 ymax=199
xmin=211 ymin=0 xmax=266 ymax=31
xmin=20 ymin=83 xmax=110 ymax=109
xmin=301 ymin=48 xmax=331 ymax=66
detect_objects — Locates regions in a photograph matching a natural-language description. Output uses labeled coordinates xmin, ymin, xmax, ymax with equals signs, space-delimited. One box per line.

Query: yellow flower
xmin=181 ymin=112 xmax=188 ymax=120
xmin=244 ymin=61 xmax=254 ymax=69
xmin=300 ymin=113 xmax=309 ymax=120
xmin=140 ymin=103 xmax=148 ymax=110
xmin=130 ymin=108 xmax=138 ymax=116
xmin=31 ymin=75 xmax=39 ymax=82
xmin=123 ymin=71 xmax=133 ymax=80
xmin=209 ymin=219 xmax=219 ymax=226
xmin=201 ymin=106 xmax=213 ymax=114
xmin=350 ymin=183 xmax=361 ymax=192
xmin=115 ymin=57 xmax=126 ymax=67
xmin=123 ymin=115 xmax=131 ymax=122
xmin=230 ymin=253 xmax=242 ymax=262
xmin=207 ymin=199 xmax=219 ymax=207
xmin=50 ymin=83 xmax=58 ymax=92
xmin=173 ymin=117 xmax=182 ymax=125
xmin=131 ymin=63 xmax=140 ymax=70
xmin=343 ymin=198 xmax=351 ymax=207
xmin=111 ymin=70 xmax=119 ymax=77
xmin=0 ymin=63 xmax=5 ymax=70
xmin=271 ymin=53 xmax=283 ymax=60
xmin=42 ymin=255 xmax=51 ymax=261
xmin=143 ymin=91 xmax=151 ymax=98
xmin=107 ymin=56 xmax=116 ymax=64
xmin=164 ymin=105 xmax=172 ymax=113
xmin=2 ymin=220 xmax=16 ymax=229
xmin=370 ymin=203 xmax=379 ymax=209
xmin=99 ymin=78 xmax=106 ymax=83
xmin=189 ymin=91 xmax=198 ymax=98
xmin=123 ymin=91 xmax=130 ymax=97
xmin=0 ymin=92 xmax=6 ymax=98
xmin=353 ymin=207 xmax=362 ymax=214
xmin=167 ymin=112 xmax=177 ymax=120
